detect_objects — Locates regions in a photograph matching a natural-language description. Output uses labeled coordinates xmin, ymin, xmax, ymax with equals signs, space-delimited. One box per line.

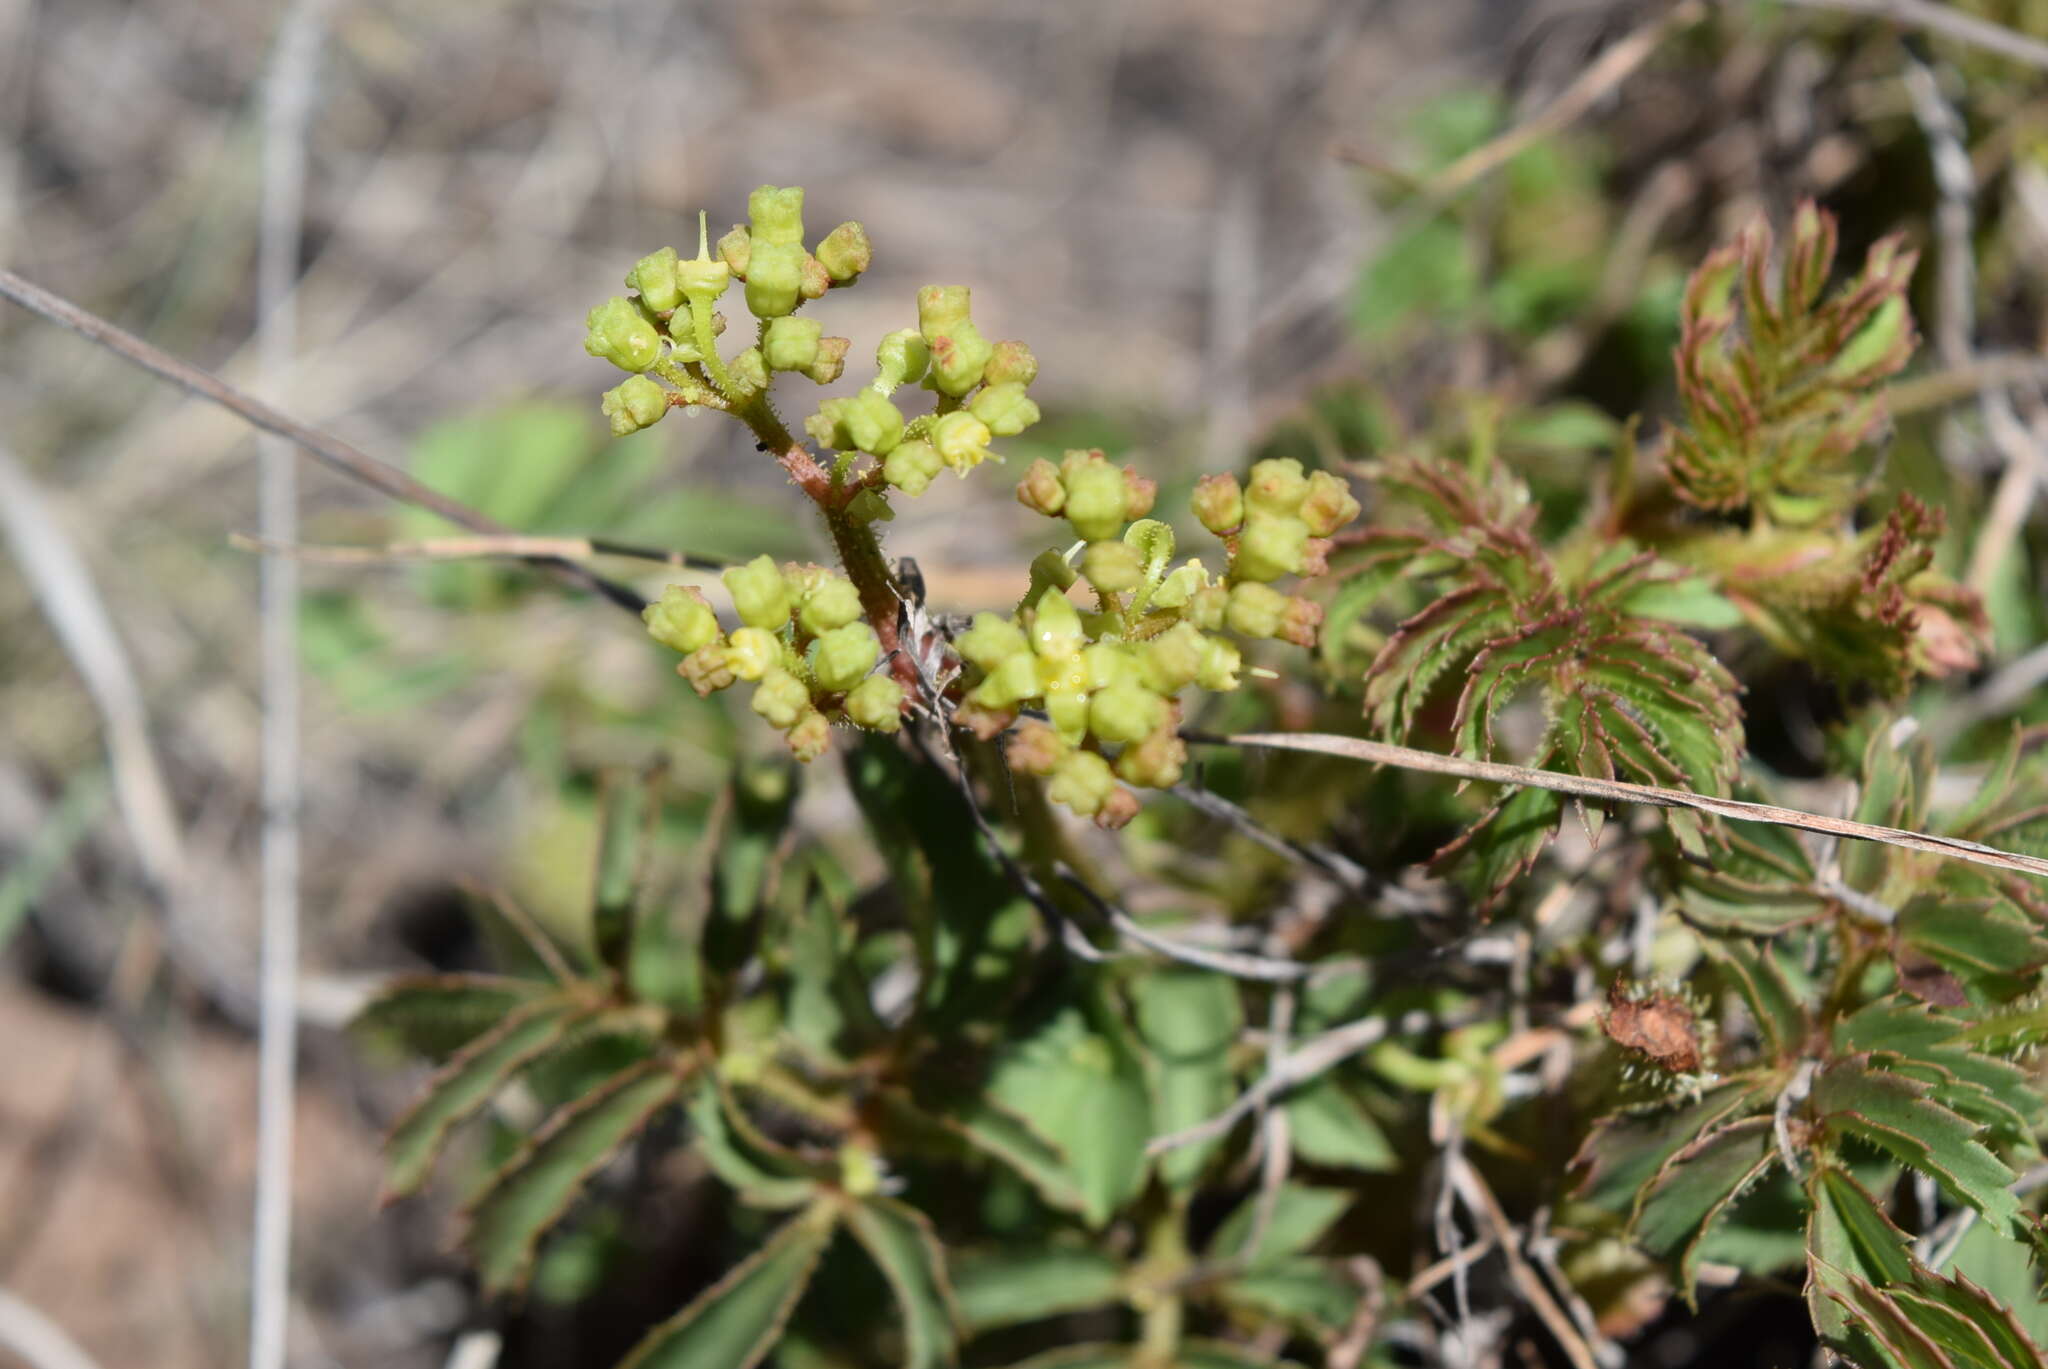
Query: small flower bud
xmin=1048 ymin=749 xmax=1116 ymax=817
xmin=1300 ymin=470 xmax=1362 ymax=536
xmin=918 ymin=285 xmax=994 ymax=396
xmin=643 ymin=584 xmax=719 ymax=654
xmin=1192 ymin=473 xmax=1245 ymax=535
xmin=1232 ymin=513 xmax=1309 ymax=582
xmin=1089 ymin=682 xmax=1167 ymax=745
xmin=763 ymin=316 xmax=823 ymax=372
xmin=1140 ymin=622 xmax=1204 ymax=693
xmin=665 ymin=307 xmax=725 ymax=362
xmin=971 ymin=652 xmax=1039 ymax=709
xmin=1225 ymin=581 xmax=1289 ymax=639
xmin=931 ymin=411 xmax=994 ymax=473
xmin=787 ymin=710 xmax=832 ymax=762
xmin=955 ymin=612 xmax=1029 ymax=669
xmin=1189 ymin=585 xmax=1230 ymax=632
xmin=815 ymin=221 xmax=871 ymax=283
xmin=1016 ymin=459 xmax=1067 ymax=516
xmin=724 ymin=555 xmax=793 ymax=630
xmin=842 ymin=675 xmax=904 ymax=732
xmin=1005 ymin=721 xmax=1066 ymax=775
xmin=798 ymin=254 xmax=832 ymax=301
xmin=584 ymin=297 xmax=662 ymax=373
xmin=810 ymin=622 xmax=881 ymax=692
xmin=1123 ymin=469 xmax=1158 ymax=521
xmin=797 ymin=574 xmax=864 ymax=636
xmin=970 ymin=382 xmax=1041 ymax=437
xmin=744 ymin=241 xmax=805 ymax=319
xmin=843 ymin=391 xmax=906 ymax=455
xmin=1061 ymin=451 xmax=1128 ymax=541
xmin=1278 ymin=595 xmax=1324 ymax=648
xmin=1026 ymin=547 xmax=1080 ymax=594
xmin=1095 ymin=786 xmax=1142 ymax=830
xmin=805 ymin=337 xmax=850 ymax=385
xmin=752 ymin=667 xmax=812 ymax=729
xmin=956 ymin=698 xmax=1019 ymax=741
xmin=601 ymin=375 xmax=669 ymax=435
xmin=680 ymin=644 xmax=736 ymax=696
xmin=875 ymin=330 xmax=930 ymax=389
xmin=1083 ymin=642 xmax=1139 ymax=690
xmin=883 ymin=439 xmax=943 ymax=496
xmin=726 ymin=627 xmax=783 ymax=681
xmin=1029 ymin=588 xmax=1086 ymax=656
xmin=626 ymin=246 xmax=683 ymax=313
xmin=747 ymin=184 xmax=806 ymax=246
xmin=716 ymin=224 xmax=751 ymax=276
xmin=1081 ymin=540 xmax=1144 ymax=594
xmin=1196 ymin=635 xmax=1241 ymax=691
xmin=1116 ymin=726 xmax=1186 ymax=789
xmin=1245 ymin=457 xmax=1309 ymax=516
xmin=730 ymin=347 xmax=769 ymax=394
xmin=984 ymin=340 xmax=1038 ymax=388
xmin=1046 ymin=686 xmax=1091 ymax=744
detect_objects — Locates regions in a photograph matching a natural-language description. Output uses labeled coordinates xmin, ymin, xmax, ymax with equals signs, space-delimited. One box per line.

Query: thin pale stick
xmin=1213 ymin=732 xmax=2048 ymax=882
xmin=1407 ymin=2 xmax=1707 ymax=203
xmin=1782 ymin=0 xmax=2048 ymax=71
xmin=229 ymin=531 xmax=723 ymax=571
xmin=0 ymin=267 xmax=646 ymax=613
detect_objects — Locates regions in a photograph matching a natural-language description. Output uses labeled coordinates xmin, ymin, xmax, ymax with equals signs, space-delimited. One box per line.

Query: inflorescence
xmin=588 ymin=186 xmax=1360 ymax=824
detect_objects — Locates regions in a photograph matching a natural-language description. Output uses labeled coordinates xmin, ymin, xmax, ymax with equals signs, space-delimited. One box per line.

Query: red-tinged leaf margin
xmin=462 ymin=1056 xmax=690 ymax=1294
xmin=379 ymin=995 xmax=583 ymax=1204
xmin=614 ymin=1201 xmax=840 ymax=1369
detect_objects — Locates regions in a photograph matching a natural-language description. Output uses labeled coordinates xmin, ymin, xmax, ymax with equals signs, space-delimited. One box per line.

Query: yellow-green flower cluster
xmin=803 ymin=288 xmax=1043 ymax=498
xmin=586 ymin=186 xmax=865 ymax=435
xmin=981 ymin=454 xmax=1362 ymax=821
xmin=642 ymin=557 xmax=904 ymax=759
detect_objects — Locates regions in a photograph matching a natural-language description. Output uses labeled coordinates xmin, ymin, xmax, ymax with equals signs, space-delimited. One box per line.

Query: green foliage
xmin=350 ymin=179 xmax=2048 ymax=1369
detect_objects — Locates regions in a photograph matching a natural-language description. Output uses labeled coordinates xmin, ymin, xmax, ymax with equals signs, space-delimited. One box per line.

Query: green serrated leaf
xmin=380 ymin=996 xmax=580 ymax=1201
xmin=615 ymin=1203 xmax=838 ymax=1369
xmin=1131 ymin=970 xmax=1241 ymax=1190
xmin=985 ymin=1006 xmax=1151 ymax=1228
xmin=1632 ymin=1117 xmax=1777 ymax=1301
xmin=1944 ymin=1223 xmax=2048 ymax=1352
xmin=1284 ymin=1076 xmax=1399 ymax=1172
xmin=685 ymin=1080 xmax=820 ymax=1210
xmin=351 ymin=973 xmax=553 ymax=1063
xmin=590 ymin=769 xmax=659 ymax=974
xmin=464 ymin=1059 xmax=685 ymax=1293
xmin=1813 ymin=1061 xmax=2021 ymax=1237
xmin=949 ymin=1246 xmax=1124 ymax=1331
xmin=1704 ymin=937 xmax=1809 ymax=1063
xmin=1571 ymin=1078 xmax=1771 ymax=1213
xmin=844 ymin=1197 xmax=963 ymax=1369
xmin=1216 ymin=1255 xmax=1363 ymax=1339
xmin=1208 ymin=1184 xmax=1353 ymax=1270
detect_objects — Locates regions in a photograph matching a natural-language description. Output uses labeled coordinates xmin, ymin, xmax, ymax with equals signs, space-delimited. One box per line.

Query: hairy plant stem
xmin=692 ymin=296 xmax=917 ymax=691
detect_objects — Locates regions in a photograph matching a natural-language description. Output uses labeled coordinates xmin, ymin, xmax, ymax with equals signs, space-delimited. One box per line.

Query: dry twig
xmin=0 ymin=267 xmax=647 ymax=613
xmin=1216 ymin=732 xmax=2048 ymax=882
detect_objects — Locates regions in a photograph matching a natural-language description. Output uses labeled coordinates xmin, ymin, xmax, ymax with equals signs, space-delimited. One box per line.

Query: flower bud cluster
xmin=641 ymin=557 xmax=905 ymax=759
xmin=800 ymin=289 xmax=1043 ymax=498
xmin=979 ymin=454 xmax=1362 ymax=821
xmin=586 ymin=186 xmax=867 ymax=435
